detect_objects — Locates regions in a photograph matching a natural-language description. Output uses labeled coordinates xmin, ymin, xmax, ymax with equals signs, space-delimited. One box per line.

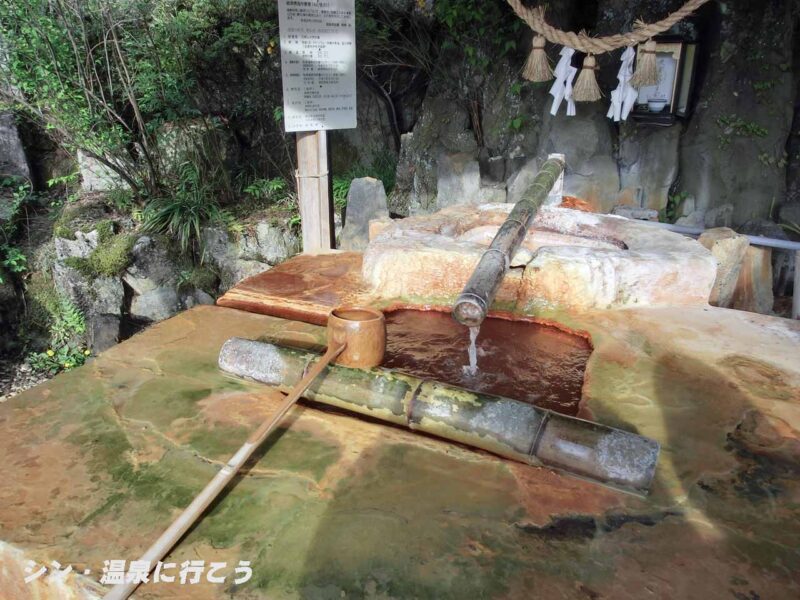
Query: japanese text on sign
xmin=278 ymin=0 xmax=357 ymax=132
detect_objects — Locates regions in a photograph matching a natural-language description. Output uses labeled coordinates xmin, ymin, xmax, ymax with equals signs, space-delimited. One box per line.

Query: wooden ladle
xmin=105 ymin=306 xmax=385 ymax=600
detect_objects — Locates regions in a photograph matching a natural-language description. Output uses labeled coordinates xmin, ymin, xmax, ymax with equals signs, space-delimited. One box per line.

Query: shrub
xmin=143 ymin=162 xmax=227 ymax=255
xmin=27 ymin=293 xmax=89 ymax=375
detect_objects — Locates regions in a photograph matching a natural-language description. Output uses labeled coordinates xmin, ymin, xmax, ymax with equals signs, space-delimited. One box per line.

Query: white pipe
xmin=794 ymin=250 xmax=799 ymax=320
xmin=638 ymin=220 xmax=800 ymax=317
xmin=639 ymin=220 xmax=800 ymax=251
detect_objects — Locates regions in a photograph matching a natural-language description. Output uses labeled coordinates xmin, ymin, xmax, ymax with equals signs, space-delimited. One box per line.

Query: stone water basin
xmin=2 ymin=248 xmax=800 ymax=599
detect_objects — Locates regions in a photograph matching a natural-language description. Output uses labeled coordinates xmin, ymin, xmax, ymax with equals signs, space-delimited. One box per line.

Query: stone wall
xmin=388 ymin=0 xmax=800 ymax=231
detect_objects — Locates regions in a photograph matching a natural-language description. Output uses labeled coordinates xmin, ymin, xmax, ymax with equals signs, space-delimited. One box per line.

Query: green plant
xmin=780 ymin=220 xmax=800 ymax=237
xmin=659 ymin=191 xmax=689 ymax=224
xmin=63 ymin=233 xmax=134 ymax=278
xmin=508 ymin=115 xmax=526 ymax=131
xmin=143 ymin=161 xmax=227 ymax=255
xmin=434 ymin=0 xmax=521 ymax=70
xmin=717 ymin=115 xmax=769 ymax=138
xmin=27 ymin=294 xmax=89 ymax=375
xmin=1 ymin=245 xmax=28 ymax=280
xmin=333 ymin=150 xmax=398 ymax=212
xmin=47 ymin=171 xmax=80 ymax=189
xmin=333 ymin=176 xmax=351 ymax=211
xmin=176 ymin=266 xmax=218 ymax=293
xmin=244 ymin=178 xmax=288 ymax=203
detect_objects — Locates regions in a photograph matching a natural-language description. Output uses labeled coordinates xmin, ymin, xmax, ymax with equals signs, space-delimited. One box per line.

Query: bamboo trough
xmin=452 ymin=156 xmax=566 ymax=327
xmin=219 ymin=337 xmax=660 ymax=495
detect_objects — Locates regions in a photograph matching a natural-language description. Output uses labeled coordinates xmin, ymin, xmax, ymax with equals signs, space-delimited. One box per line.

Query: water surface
xmin=382 ymin=310 xmax=591 ymax=416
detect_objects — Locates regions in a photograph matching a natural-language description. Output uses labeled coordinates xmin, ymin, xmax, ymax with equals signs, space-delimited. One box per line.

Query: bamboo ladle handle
xmin=104 ymin=342 xmax=346 ymax=600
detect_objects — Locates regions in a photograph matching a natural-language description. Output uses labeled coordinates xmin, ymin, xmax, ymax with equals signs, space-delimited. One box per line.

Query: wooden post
xmin=296 ymin=130 xmax=335 ymax=252
xmin=794 ymin=250 xmax=799 ymax=320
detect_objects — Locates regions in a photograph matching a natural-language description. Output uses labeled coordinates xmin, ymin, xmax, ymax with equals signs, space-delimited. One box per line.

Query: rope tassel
xmin=572 ymin=55 xmax=602 ymax=102
xmin=631 ymin=39 xmax=660 ymax=88
xmin=522 ymin=35 xmax=553 ymax=82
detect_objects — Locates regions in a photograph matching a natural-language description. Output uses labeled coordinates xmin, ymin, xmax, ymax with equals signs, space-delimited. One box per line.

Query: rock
xmin=0 ymin=280 xmax=20 ymax=355
xmin=54 ymin=230 xmax=98 ymax=260
xmin=535 ymin=104 xmax=619 ymax=213
xmin=123 ymin=236 xmax=180 ymax=297
xmin=611 ymin=206 xmax=659 ymax=221
xmin=53 ymin=257 xmax=124 ymax=353
xmin=254 ymin=222 xmax=301 ymax=264
xmin=778 ymin=203 xmax=800 ymax=228
xmin=363 ymin=204 xmax=716 ymax=313
xmin=234 ymin=223 xmax=300 ymax=264
xmin=156 ymin=119 xmax=239 ymax=174
xmin=739 ymin=219 xmax=794 ymax=295
xmin=738 ymin=219 xmax=788 ymax=240
xmin=329 ymin=80 xmax=396 ymax=172
xmin=698 ymin=227 xmax=750 ymax=307
xmin=390 ymin=94 xmax=477 ymax=215
xmin=506 ymin=158 xmax=539 ymax=206
xmin=88 ymin=314 xmax=120 ymax=353
xmin=732 ymin=246 xmax=774 ymax=315
xmin=0 ymin=112 xmax=30 ymax=180
xmin=225 ymin=259 xmax=270 ymax=288
xmin=53 ymin=260 xmax=124 ymax=317
xmin=678 ymin=2 xmax=793 ymax=227
xmin=618 ymin=124 xmax=680 ymax=211
xmin=479 ymin=153 xmax=505 ymax=184
xmin=202 ymin=221 xmax=296 ymax=291
xmin=478 ymin=185 xmax=507 ymax=204
xmin=704 ymin=204 xmax=734 ymax=229
xmin=130 ymin=286 xmax=180 ymax=322
xmin=340 ymin=177 xmax=389 ymax=251
xmin=675 ymin=210 xmax=706 ymax=228
xmin=77 ymin=150 xmax=128 ymax=192
xmin=435 ymin=153 xmax=481 ymax=209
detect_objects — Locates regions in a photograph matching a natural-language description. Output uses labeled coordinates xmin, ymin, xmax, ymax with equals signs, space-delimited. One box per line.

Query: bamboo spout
xmin=452 ymin=156 xmax=566 ymax=327
xmin=218 ymin=337 xmax=660 ymax=495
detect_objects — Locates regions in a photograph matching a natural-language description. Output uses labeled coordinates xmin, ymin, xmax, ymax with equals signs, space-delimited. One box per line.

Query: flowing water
xmin=464 ymin=326 xmax=480 ymax=376
xmin=382 ymin=310 xmax=592 ymax=416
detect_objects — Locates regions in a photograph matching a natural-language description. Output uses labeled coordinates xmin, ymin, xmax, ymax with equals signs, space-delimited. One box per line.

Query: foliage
xmin=244 ymin=178 xmax=288 ymax=204
xmin=659 ymin=191 xmax=689 ymax=224
xmin=0 ymin=0 xmax=283 ymax=201
xmin=332 ymin=177 xmax=352 ymax=211
xmin=780 ymin=220 xmax=800 ymax=238
xmin=332 ymin=150 xmax=398 ymax=211
xmin=1 ymin=245 xmax=28 ymax=277
xmin=27 ymin=293 xmax=89 ymax=375
xmin=142 ymin=161 xmax=227 ymax=255
xmin=433 ymin=0 xmax=522 ymax=70
xmin=717 ymin=115 xmax=769 ymax=139
xmin=176 ymin=266 xmax=218 ymax=293
xmin=0 ymin=179 xmax=33 ymax=285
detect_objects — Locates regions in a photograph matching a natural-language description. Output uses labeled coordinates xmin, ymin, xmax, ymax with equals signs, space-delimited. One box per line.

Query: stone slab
xmin=1 ymin=299 xmax=799 ymax=598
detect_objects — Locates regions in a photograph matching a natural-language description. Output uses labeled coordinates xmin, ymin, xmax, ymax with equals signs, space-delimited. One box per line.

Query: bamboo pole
xmin=452 ymin=156 xmax=566 ymax=327
xmin=218 ymin=338 xmax=660 ymax=495
xmin=103 ymin=343 xmax=345 ymax=600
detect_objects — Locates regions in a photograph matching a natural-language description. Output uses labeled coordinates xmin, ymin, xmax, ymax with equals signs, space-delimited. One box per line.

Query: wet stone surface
xmin=0 ymin=301 xmax=798 ymax=599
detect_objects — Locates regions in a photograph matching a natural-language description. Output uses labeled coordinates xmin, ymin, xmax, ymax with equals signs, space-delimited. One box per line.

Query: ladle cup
xmin=105 ymin=305 xmax=386 ymax=600
xmin=327 ymin=305 xmax=385 ymax=368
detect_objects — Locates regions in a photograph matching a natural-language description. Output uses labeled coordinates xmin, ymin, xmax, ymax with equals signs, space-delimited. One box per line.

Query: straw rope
xmin=507 ymin=0 xmax=711 ymax=55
